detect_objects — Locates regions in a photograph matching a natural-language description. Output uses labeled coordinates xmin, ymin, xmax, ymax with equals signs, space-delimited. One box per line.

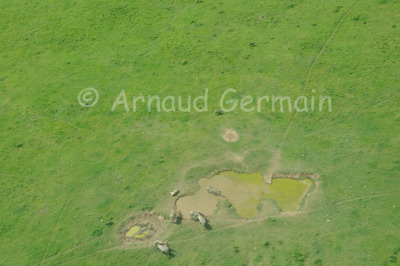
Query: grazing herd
xmin=155 ymin=187 xmax=222 ymax=254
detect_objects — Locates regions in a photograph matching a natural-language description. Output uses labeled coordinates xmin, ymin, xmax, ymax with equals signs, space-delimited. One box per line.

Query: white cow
xmin=207 ymin=186 xmax=222 ymax=197
xmin=190 ymin=210 xmax=208 ymax=227
xmin=170 ymin=188 xmax=179 ymax=197
xmin=154 ymin=240 xmax=169 ymax=254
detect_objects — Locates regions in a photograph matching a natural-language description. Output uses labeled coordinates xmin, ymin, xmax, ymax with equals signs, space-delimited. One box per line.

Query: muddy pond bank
xmin=177 ymin=171 xmax=313 ymax=219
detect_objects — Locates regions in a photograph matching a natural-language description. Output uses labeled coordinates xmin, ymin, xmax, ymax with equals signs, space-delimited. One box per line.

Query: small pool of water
xmin=177 ymin=171 xmax=312 ymax=219
xmin=125 ymin=225 xmax=151 ymax=238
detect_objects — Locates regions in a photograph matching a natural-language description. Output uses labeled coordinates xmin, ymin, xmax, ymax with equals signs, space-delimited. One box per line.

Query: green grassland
xmin=1 ymin=0 xmax=399 ymax=265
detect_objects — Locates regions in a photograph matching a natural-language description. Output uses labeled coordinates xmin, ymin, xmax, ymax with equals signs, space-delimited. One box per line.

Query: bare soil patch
xmin=222 ymin=129 xmax=239 ymax=142
xmin=271 ymin=172 xmax=320 ymax=179
xmin=119 ymin=212 xmax=166 ymax=244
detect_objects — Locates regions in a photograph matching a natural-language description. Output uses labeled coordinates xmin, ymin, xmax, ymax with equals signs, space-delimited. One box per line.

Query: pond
xmin=177 ymin=171 xmax=312 ymax=219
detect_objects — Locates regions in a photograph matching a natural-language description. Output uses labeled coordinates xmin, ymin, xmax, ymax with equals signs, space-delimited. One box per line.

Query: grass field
xmin=0 ymin=0 xmax=399 ymax=265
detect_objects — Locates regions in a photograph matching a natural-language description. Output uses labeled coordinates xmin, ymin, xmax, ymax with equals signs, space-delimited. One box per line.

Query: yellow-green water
xmin=125 ymin=226 xmax=150 ymax=238
xmin=177 ymin=171 xmax=312 ymax=218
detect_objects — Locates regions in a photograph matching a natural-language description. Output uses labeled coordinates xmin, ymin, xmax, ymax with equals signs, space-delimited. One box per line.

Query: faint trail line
xmin=39 ymin=195 xmax=75 ymax=265
xmin=29 ymin=2 xmax=363 ymax=264
xmin=172 ymin=193 xmax=393 ymax=244
xmin=284 ymin=0 xmax=362 ymax=138
xmin=42 ymin=208 xmax=327 ymax=264
xmin=264 ymin=0 xmax=362 ymax=181
xmin=50 ymin=204 xmax=347 ymax=264
xmin=173 ymin=208 xmax=327 ymax=244
xmin=334 ymin=193 xmax=395 ymax=205
xmin=39 ymin=192 xmax=394 ymax=264
xmin=39 ymin=205 xmax=67 ymax=265
xmin=33 ymin=239 xmax=97 ymax=265
xmin=38 ymin=191 xmax=395 ymax=264
xmin=57 ymin=244 xmax=158 ymax=265
xmin=57 ymin=248 xmax=116 ymax=265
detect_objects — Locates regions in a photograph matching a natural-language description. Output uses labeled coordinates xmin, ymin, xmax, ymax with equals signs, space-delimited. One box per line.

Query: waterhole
xmin=177 ymin=171 xmax=312 ymax=219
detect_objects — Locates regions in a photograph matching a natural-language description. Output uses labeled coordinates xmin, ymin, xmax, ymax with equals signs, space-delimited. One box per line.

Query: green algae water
xmin=125 ymin=225 xmax=151 ymax=239
xmin=177 ymin=171 xmax=312 ymax=219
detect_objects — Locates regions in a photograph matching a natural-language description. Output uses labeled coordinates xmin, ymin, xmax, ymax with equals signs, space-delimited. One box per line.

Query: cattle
xmin=170 ymin=188 xmax=179 ymax=197
xmin=207 ymin=186 xmax=222 ymax=197
xmin=154 ymin=240 xmax=170 ymax=254
xmin=190 ymin=210 xmax=208 ymax=228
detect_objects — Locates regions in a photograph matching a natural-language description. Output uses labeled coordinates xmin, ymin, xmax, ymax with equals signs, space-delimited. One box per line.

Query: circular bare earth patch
xmin=222 ymin=129 xmax=239 ymax=142
xmin=120 ymin=212 xmax=165 ymax=244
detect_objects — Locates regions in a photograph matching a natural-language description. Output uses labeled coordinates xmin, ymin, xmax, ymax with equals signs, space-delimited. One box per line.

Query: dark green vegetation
xmin=0 ymin=0 xmax=399 ymax=265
